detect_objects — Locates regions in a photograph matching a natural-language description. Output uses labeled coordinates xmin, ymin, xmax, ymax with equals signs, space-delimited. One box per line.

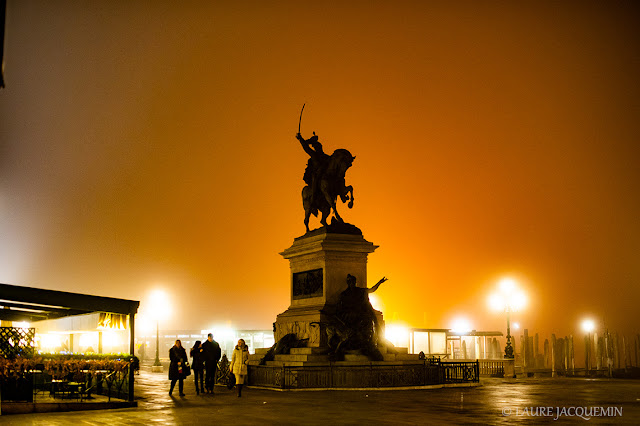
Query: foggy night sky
xmin=1 ymin=1 xmax=639 ymax=337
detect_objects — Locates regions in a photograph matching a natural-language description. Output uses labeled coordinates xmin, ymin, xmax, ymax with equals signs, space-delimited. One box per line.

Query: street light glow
xmin=488 ymin=277 xmax=527 ymax=361
xmin=148 ymin=289 xmax=172 ymax=322
xmin=488 ymin=277 xmax=527 ymax=312
xmin=146 ymin=288 xmax=172 ymax=368
xmin=498 ymin=277 xmax=517 ymax=293
xmin=450 ymin=317 xmax=472 ymax=334
xmin=208 ymin=325 xmax=235 ymax=341
xmin=581 ymin=319 xmax=595 ymax=333
xmin=369 ymin=293 xmax=383 ymax=312
xmin=385 ymin=324 xmax=409 ymax=347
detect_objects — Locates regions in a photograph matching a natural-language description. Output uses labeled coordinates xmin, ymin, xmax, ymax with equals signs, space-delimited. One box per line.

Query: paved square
xmin=2 ymin=368 xmax=639 ymax=425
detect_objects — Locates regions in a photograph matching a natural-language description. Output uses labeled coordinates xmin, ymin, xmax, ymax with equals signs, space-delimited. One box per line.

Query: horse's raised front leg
xmin=346 ymin=185 xmax=354 ymax=208
xmin=332 ymin=201 xmax=343 ymax=223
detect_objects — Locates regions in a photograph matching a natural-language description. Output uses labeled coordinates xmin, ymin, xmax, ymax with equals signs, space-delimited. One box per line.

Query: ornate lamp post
xmin=581 ymin=319 xmax=595 ymax=374
xmin=488 ymin=278 xmax=526 ymax=359
xmin=504 ymin=306 xmax=515 ymax=359
xmin=154 ymin=320 xmax=161 ymax=367
xmin=148 ymin=290 xmax=171 ymax=371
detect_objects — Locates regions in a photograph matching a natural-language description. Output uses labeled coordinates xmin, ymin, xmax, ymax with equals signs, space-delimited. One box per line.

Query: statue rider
xmin=296 ymin=131 xmax=329 ymax=210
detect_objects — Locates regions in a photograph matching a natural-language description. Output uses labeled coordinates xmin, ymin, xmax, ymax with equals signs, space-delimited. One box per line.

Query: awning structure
xmin=0 ymin=282 xmax=139 ymax=356
xmin=0 ymin=283 xmax=139 ymax=323
xmin=0 ymin=283 xmax=140 ymax=401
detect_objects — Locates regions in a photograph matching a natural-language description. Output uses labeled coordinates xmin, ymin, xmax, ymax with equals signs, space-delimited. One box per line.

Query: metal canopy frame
xmin=0 ymin=283 xmax=140 ymax=401
xmin=0 ymin=283 xmax=139 ymax=322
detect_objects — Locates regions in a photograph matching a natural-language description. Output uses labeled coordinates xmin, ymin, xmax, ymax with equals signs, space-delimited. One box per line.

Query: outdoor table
xmin=66 ymin=381 xmax=83 ymax=400
xmin=50 ymin=379 xmax=68 ymax=397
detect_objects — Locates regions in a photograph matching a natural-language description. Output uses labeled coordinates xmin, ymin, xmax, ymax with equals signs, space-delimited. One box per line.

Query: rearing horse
xmin=302 ymin=148 xmax=355 ymax=232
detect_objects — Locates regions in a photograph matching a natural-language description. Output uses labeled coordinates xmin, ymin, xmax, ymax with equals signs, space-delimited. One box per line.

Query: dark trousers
xmin=194 ymin=369 xmax=204 ymax=392
xmin=204 ymin=364 xmax=217 ymax=391
xmin=169 ymin=379 xmax=183 ymax=395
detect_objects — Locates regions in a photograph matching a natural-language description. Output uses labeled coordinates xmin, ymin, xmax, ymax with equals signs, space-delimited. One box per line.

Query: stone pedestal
xmin=274 ymin=229 xmax=380 ymax=348
xmin=503 ymin=358 xmax=516 ymax=378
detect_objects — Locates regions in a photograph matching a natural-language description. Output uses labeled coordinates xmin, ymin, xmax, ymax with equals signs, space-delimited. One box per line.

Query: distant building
xmin=408 ymin=328 xmax=504 ymax=359
xmin=136 ymin=329 xmax=274 ymax=360
xmin=31 ymin=312 xmax=131 ymax=354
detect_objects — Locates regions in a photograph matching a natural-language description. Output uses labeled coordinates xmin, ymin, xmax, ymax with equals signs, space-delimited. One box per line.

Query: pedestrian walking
xmin=201 ymin=333 xmax=221 ymax=394
xmin=190 ymin=340 xmax=205 ymax=395
xmin=230 ymin=338 xmax=250 ymax=397
xmin=169 ymin=339 xmax=188 ymax=396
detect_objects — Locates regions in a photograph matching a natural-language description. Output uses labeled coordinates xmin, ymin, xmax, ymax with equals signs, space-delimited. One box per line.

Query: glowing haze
xmin=1 ymin=2 xmax=639 ymax=337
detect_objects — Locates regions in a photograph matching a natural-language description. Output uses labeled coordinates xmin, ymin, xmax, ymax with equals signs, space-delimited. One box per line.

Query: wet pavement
xmin=2 ymin=367 xmax=639 ymax=425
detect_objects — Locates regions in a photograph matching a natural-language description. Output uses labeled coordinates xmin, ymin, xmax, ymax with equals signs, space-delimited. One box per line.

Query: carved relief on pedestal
xmin=275 ymin=320 xmax=325 ymax=346
xmin=292 ymin=268 xmax=323 ymax=299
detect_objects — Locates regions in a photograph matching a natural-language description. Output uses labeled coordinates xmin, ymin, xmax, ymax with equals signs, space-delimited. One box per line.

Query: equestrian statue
xmin=296 ymin=104 xmax=356 ymax=233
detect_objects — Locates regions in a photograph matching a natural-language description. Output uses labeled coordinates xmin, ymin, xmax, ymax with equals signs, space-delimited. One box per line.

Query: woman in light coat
xmin=229 ymin=338 xmax=250 ymax=397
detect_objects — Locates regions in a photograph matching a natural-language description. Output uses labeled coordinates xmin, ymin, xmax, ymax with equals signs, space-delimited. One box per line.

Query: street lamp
xmin=581 ymin=318 xmax=595 ymax=374
xmin=148 ymin=289 xmax=171 ymax=368
xmin=488 ymin=278 xmax=527 ymax=359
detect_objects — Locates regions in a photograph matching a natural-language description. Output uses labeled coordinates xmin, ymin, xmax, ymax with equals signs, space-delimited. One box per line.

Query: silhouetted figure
xmin=260 ymin=333 xmax=308 ymax=365
xmin=190 ymin=340 xmax=205 ymax=395
xmin=328 ymin=274 xmax=387 ymax=361
xmin=201 ymin=333 xmax=221 ymax=394
xmin=297 ymin=131 xmax=329 ymax=211
xmin=169 ymin=340 xmax=187 ymax=396
xmin=138 ymin=343 xmax=145 ymax=360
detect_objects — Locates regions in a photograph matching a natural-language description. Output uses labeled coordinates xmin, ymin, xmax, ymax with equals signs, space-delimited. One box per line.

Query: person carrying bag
xmin=230 ymin=339 xmax=250 ymax=397
xmin=169 ymin=339 xmax=188 ymax=396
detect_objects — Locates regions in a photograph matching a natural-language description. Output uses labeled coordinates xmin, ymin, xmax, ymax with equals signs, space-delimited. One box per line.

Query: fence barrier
xmin=248 ymin=360 xmax=479 ymax=389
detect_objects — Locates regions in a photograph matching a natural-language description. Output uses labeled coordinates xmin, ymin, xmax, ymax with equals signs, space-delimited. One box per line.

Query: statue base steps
xmin=248 ymin=346 xmax=418 ymax=367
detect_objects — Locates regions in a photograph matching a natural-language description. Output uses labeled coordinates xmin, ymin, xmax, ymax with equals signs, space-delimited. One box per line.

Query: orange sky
xmin=1 ymin=1 xmax=639 ymax=339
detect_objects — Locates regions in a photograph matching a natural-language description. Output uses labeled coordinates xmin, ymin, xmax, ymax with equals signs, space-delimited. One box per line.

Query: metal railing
xmin=249 ymin=360 xmax=479 ymax=389
xmin=478 ymin=360 xmax=506 ymax=376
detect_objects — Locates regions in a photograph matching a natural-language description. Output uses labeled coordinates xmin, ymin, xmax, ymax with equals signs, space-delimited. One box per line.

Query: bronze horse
xmin=302 ymin=148 xmax=355 ymax=232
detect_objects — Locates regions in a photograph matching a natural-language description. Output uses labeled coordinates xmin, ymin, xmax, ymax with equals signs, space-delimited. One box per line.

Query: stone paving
xmin=2 ymin=366 xmax=640 ymax=425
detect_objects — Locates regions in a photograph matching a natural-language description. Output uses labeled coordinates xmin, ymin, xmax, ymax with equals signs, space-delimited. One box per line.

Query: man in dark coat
xmin=201 ymin=333 xmax=221 ymax=394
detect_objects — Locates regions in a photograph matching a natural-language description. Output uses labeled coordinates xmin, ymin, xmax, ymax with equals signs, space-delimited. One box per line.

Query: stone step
xmin=289 ymin=347 xmax=329 ymax=355
xmin=266 ymin=360 xmax=304 ymax=367
xmin=329 ymin=360 xmax=422 ymax=366
xmin=251 ymin=359 xmax=427 ymax=367
xmin=254 ymin=347 xmax=271 ymax=355
xmin=381 ymin=353 xmax=422 ymax=362
xmin=395 ymin=353 xmax=420 ymax=361
xmin=343 ymin=354 xmax=371 ymax=362
xmin=274 ymin=354 xmax=329 ymax=362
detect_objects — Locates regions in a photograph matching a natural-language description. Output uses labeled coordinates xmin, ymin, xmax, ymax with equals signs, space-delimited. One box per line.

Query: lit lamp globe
xmin=581 ymin=319 xmax=595 ymax=334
